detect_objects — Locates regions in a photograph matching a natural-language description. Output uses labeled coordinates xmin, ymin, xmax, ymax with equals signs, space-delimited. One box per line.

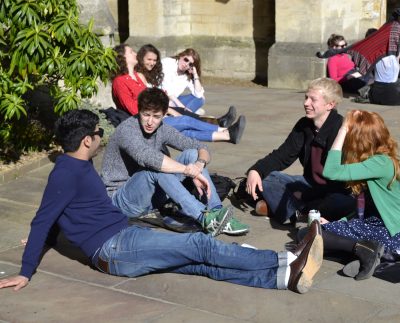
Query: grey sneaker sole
xmin=211 ymin=206 xmax=234 ymax=237
xmin=342 ymin=260 xmax=360 ymax=278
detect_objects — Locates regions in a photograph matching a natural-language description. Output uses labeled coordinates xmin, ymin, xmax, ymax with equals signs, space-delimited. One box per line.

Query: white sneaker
xmin=195 ymin=108 xmax=206 ymax=116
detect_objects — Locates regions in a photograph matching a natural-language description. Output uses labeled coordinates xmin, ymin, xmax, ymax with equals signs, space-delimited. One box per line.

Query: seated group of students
xmin=111 ymin=43 xmax=246 ymax=144
xmin=323 ymin=8 xmax=400 ymax=105
xmin=1 ymin=55 xmax=400 ymax=296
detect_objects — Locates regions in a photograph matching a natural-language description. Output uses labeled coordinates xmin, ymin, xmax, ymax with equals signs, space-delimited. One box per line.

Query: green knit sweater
xmin=323 ymin=150 xmax=400 ymax=236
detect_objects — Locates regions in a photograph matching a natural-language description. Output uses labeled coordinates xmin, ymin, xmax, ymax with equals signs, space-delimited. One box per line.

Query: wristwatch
xmin=196 ymin=158 xmax=207 ymax=167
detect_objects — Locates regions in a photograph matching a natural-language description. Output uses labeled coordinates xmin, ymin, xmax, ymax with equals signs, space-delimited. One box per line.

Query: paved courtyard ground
xmin=1 ymin=84 xmax=400 ymax=322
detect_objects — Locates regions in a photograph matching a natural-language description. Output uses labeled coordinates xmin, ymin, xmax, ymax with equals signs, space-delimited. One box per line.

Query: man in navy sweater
xmin=0 ymin=109 xmax=323 ymax=294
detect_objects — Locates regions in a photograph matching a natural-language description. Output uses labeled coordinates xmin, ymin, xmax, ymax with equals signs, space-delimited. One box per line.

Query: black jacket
xmin=248 ymin=109 xmax=344 ymax=198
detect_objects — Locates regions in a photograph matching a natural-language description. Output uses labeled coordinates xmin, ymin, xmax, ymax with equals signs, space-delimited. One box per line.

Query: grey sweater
xmin=101 ymin=116 xmax=208 ymax=194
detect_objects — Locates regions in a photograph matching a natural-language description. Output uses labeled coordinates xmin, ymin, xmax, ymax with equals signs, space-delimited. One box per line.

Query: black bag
xmin=183 ymin=173 xmax=236 ymax=202
xmin=129 ymin=210 xmax=203 ymax=233
xmin=100 ymin=107 xmax=130 ymax=127
xmin=373 ymin=262 xmax=400 ymax=283
xmin=233 ymin=177 xmax=258 ymax=207
xmin=210 ymin=173 xmax=236 ymax=201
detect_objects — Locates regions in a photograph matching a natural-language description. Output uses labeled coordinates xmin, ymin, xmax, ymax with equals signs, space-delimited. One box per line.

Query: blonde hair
xmin=307 ymin=78 xmax=343 ymax=106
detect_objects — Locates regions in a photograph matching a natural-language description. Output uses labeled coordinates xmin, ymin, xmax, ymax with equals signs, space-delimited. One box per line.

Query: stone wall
xmin=78 ymin=0 xmax=389 ymax=90
xmin=268 ymin=0 xmax=385 ymax=89
xmin=125 ymin=0 xmax=275 ymax=82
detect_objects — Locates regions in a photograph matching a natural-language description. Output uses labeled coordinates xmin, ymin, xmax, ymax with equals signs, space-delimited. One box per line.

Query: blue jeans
xmin=112 ymin=149 xmax=222 ymax=222
xmin=263 ymin=171 xmax=356 ymax=223
xmin=178 ymin=94 xmax=205 ymax=113
xmin=164 ymin=116 xmax=218 ymax=141
xmin=97 ymin=226 xmax=288 ymax=289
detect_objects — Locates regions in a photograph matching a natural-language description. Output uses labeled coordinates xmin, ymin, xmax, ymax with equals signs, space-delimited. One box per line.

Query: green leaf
xmin=0 ymin=94 xmax=27 ymax=120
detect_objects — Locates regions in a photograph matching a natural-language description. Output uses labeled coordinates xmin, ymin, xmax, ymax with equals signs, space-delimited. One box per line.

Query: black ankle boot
xmin=217 ymin=105 xmax=236 ymax=128
xmin=353 ymin=240 xmax=384 ymax=280
xmin=228 ymin=115 xmax=246 ymax=144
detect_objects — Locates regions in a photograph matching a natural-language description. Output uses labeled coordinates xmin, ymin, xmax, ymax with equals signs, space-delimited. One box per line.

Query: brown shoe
xmin=288 ymin=224 xmax=323 ymax=294
xmin=255 ymin=199 xmax=269 ymax=216
xmin=293 ymin=220 xmax=322 ymax=256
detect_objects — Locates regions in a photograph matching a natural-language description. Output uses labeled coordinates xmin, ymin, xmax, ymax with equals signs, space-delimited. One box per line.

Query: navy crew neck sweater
xmin=20 ymin=154 xmax=128 ymax=279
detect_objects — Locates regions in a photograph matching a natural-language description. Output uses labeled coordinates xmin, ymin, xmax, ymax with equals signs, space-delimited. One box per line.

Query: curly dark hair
xmin=111 ymin=43 xmax=129 ymax=80
xmin=55 ymin=110 xmax=99 ymax=152
xmin=135 ymin=44 xmax=164 ymax=87
xmin=138 ymin=88 xmax=169 ymax=115
xmin=172 ymin=48 xmax=202 ymax=80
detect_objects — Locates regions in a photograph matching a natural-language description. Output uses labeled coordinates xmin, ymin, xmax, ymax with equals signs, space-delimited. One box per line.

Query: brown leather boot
xmin=288 ymin=222 xmax=323 ymax=294
xmin=292 ymin=220 xmax=322 ymax=256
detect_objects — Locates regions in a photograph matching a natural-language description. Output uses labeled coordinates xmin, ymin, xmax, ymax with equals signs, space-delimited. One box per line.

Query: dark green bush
xmin=0 ymin=0 xmax=117 ymax=161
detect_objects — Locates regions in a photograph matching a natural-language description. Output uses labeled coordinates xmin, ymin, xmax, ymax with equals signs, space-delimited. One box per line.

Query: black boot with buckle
xmin=353 ymin=240 xmax=384 ymax=280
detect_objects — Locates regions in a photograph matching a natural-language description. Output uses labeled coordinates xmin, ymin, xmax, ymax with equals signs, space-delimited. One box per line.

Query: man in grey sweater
xmin=101 ymin=88 xmax=249 ymax=236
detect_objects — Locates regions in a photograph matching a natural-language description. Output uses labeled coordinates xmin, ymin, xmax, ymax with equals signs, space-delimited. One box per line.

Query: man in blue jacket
xmin=0 ymin=109 xmax=323 ymax=294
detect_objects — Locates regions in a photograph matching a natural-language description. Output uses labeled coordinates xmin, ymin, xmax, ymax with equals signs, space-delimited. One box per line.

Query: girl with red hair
xmin=313 ymin=110 xmax=400 ymax=280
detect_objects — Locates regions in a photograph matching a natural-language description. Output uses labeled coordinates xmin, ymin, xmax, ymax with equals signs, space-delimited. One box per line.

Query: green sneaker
xmin=222 ymin=217 xmax=250 ymax=235
xmin=203 ymin=206 xmax=233 ymax=237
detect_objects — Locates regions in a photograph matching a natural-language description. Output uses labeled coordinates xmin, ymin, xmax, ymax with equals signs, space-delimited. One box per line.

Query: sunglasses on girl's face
xmin=183 ymin=57 xmax=194 ymax=67
xmin=335 ymin=43 xmax=347 ymax=48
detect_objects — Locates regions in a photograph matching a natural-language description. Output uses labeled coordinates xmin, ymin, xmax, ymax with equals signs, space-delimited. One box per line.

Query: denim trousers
xmin=97 ymin=226 xmax=289 ymax=289
xmin=178 ymin=94 xmax=205 ymax=113
xmin=263 ymin=171 xmax=356 ymax=223
xmin=112 ymin=149 xmax=221 ymax=222
xmin=163 ymin=116 xmax=218 ymax=142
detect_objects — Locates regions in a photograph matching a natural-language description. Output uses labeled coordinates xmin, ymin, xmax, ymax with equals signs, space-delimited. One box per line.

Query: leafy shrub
xmin=0 ymin=0 xmax=117 ymax=160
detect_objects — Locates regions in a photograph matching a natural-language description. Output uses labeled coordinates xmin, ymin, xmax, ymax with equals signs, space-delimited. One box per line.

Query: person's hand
xmin=183 ymin=163 xmax=202 ymax=178
xmin=193 ymin=173 xmax=211 ymax=199
xmin=246 ymin=170 xmax=263 ymax=200
xmin=190 ymin=66 xmax=198 ymax=76
xmin=350 ymin=72 xmax=362 ymax=78
xmin=0 ymin=275 xmax=29 ymax=291
xmin=194 ymin=161 xmax=205 ymax=172
xmin=320 ymin=217 xmax=330 ymax=224
xmin=340 ymin=119 xmax=349 ymax=133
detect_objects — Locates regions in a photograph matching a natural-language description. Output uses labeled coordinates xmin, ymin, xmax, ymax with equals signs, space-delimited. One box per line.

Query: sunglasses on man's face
xmin=91 ymin=128 xmax=104 ymax=138
xmin=183 ymin=57 xmax=194 ymax=67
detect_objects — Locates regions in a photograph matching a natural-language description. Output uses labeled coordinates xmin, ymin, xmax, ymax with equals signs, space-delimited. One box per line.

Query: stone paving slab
xmin=0 ymin=84 xmax=399 ymax=322
xmin=0 ymin=176 xmax=47 ymax=207
xmin=0 ymin=263 xmax=182 ymax=323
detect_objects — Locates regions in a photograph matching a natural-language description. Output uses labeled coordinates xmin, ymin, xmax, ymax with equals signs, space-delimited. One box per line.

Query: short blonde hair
xmin=307 ymin=78 xmax=343 ymax=106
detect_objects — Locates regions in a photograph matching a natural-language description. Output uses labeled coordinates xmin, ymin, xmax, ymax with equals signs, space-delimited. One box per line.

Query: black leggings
xmin=297 ymin=227 xmax=356 ymax=253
